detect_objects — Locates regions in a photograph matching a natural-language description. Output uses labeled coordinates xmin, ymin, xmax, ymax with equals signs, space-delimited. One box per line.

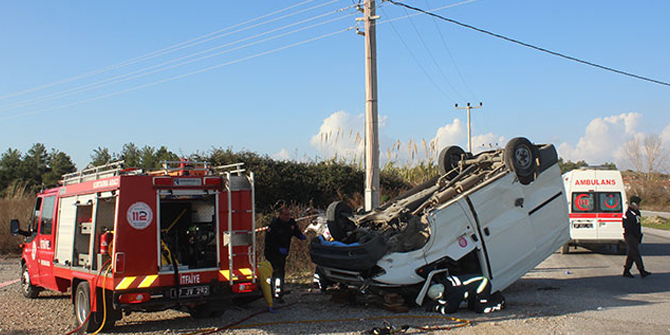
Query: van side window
xmin=572 ymin=192 xmax=595 ymax=212
xmin=39 ymin=196 xmax=56 ymax=235
xmin=598 ymin=192 xmax=622 ymax=212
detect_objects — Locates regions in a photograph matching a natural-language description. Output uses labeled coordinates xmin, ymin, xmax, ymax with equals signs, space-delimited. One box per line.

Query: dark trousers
xmin=624 ymin=233 xmax=645 ymax=273
xmin=266 ymin=254 xmax=286 ymax=298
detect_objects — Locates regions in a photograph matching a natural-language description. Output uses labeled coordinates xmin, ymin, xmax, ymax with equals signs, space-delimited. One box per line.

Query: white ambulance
xmin=562 ymin=168 xmax=627 ymax=254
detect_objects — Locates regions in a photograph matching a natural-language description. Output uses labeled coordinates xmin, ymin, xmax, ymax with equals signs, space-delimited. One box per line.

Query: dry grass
xmin=0 ymin=196 xmax=33 ymax=254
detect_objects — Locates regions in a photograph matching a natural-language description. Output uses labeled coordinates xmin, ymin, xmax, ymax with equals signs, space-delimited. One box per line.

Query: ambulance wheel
xmin=504 ymin=137 xmax=538 ymax=185
xmin=561 ymin=243 xmax=570 ymax=254
xmin=20 ymin=263 xmax=40 ymax=298
xmin=438 ymin=146 xmax=466 ymax=177
xmin=616 ymin=242 xmax=627 ymax=255
xmin=74 ymin=281 xmax=102 ymax=332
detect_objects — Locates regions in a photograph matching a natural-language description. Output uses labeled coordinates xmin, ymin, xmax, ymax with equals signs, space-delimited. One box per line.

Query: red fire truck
xmin=10 ymin=161 xmax=261 ymax=332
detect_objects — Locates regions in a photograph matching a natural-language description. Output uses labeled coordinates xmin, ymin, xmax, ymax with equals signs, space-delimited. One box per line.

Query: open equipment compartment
xmin=159 ymin=193 xmax=218 ymax=271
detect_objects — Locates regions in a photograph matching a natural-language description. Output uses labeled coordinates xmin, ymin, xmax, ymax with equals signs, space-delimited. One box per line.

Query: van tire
xmin=438 ymin=146 xmax=466 ymax=177
xmin=20 ymin=263 xmax=40 ymax=298
xmin=561 ymin=244 xmax=570 ymax=254
xmin=504 ymin=137 xmax=538 ymax=185
xmin=326 ymin=201 xmax=355 ymax=241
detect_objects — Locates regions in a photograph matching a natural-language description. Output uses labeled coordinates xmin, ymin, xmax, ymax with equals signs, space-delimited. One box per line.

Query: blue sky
xmin=1 ymin=0 xmax=668 ymax=170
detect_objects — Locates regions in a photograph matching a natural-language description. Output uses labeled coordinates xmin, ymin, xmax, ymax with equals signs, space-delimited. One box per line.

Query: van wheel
xmin=20 ymin=263 xmax=40 ymax=298
xmin=326 ymin=201 xmax=355 ymax=241
xmin=504 ymin=137 xmax=538 ymax=185
xmin=438 ymin=146 xmax=466 ymax=177
xmin=561 ymin=244 xmax=570 ymax=254
xmin=74 ymin=282 xmax=102 ymax=332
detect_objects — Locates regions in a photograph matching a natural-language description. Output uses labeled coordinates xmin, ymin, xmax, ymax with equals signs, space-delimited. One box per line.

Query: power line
xmin=380 ymin=6 xmax=455 ymax=103
xmin=423 ymin=0 xmax=479 ymax=101
xmin=387 ymin=0 xmax=670 ymax=88
xmin=401 ymin=6 xmax=465 ymax=101
xmin=0 ymin=0 xmax=345 ymax=101
xmin=0 ymin=5 xmax=356 ymax=112
xmin=0 ymin=27 xmax=354 ymax=121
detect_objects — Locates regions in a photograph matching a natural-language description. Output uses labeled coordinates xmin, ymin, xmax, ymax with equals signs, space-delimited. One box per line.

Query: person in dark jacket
xmin=264 ymin=206 xmax=306 ymax=302
xmin=426 ymin=274 xmax=505 ymax=314
xmin=622 ymin=195 xmax=651 ymax=278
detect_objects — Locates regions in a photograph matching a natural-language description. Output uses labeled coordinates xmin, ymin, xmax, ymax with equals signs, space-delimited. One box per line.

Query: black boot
xmin=640 ymin=270 xmax=652 ymax=278
xmin=623 ymin=269 xmax=634 ymax=278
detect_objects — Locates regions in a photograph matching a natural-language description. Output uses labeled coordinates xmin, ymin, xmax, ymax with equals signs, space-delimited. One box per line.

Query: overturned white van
xmin=309 ymin=137 xmax=569 ymax=305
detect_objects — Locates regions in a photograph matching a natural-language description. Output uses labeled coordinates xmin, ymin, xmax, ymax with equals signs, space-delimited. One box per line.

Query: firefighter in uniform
xmin=264 ymin=206 xmax=306 ymax=302
xmin=622 ymin=195 xmax=651 ymax=278
xmin=426 ymin=274 xmax=505 ymax=314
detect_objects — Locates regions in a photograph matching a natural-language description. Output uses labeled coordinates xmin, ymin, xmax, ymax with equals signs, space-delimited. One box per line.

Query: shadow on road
xmin=505 ymin=271 xmax=670 ymax=316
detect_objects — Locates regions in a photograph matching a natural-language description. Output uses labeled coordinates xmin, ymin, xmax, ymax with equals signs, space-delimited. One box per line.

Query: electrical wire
xmin=380 ymin=6 xmax=455 ymax=103
xmin=378 ymin=0 xmax=481 ymax=26
xmin=387 ymin=0 xmax=670 ymax=88
xmin=401 ymin=5 xmax=465 ymax=101
xmin=0 ymin=0 xmax=340 ymax=102
xmin=424 ymin=0 xmax=479 ymax=101
xmin=0 ymin=27 xmax=354 ymax=121
xmin=0 ymin=5 xmax=356 ymax=112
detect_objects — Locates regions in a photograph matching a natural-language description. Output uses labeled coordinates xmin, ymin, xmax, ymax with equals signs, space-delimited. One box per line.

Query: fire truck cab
xmin=10 ymin=161 xmax=261 ymax=332
xmin=561 ymin=168 xmax=628 ymax=254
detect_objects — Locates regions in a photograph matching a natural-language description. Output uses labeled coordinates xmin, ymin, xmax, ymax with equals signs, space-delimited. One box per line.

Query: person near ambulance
xmin=426 ymin=274 xmax=505 ymax=314
xmin=264 ymin=206 xmax=306 ymax=302
xmin=622 ymin=196 xmax=651 ymax=278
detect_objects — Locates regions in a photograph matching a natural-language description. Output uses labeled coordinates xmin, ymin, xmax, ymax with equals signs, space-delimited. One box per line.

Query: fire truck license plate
xmin=171 ymin=285 xmax=210 ymax=298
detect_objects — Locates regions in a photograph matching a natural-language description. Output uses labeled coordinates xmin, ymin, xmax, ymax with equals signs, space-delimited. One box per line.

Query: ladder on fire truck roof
xmin=61 ymin=160 xmax=143 ymax=185
xmin=148 ymin=161 xmax=246 ymax=177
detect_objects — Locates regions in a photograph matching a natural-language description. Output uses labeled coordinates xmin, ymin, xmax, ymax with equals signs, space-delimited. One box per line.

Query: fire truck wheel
xmin=74 ymin=281 xmax=102 ymax=332
xmin=188 ymin=303 xmax=225 ymax=319
xmin=20 ymin=263 xmax=40 ymax=298
xmin=438 ymin=145 xmax=466 ymax=177
xmin=504 ymin=137 xmax=538 ymax=185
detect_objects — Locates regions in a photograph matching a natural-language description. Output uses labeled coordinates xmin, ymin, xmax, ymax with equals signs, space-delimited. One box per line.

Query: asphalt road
xmin=642 ymin=210 xmax=670 ymax=219
xmin=1 ymin=229 xmax=669 ymax=334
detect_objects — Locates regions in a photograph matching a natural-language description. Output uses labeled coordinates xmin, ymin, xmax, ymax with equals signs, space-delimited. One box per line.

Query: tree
xmin=21 ymin=143 xmax=49 ymax=190
xmin=90 ymin=147 xmax=115 ymax=167
xmin=120 ymin=143 xmax=141 ymax=168
xmin=0 ymin=148 xmax=23 ymax=193
xmin=140 ymin=146 xmax=158 ymax=170
xmin=155 ymin=146 xmax=179 ymax=167
xmin=623 ymin=134 xmax=669 ymax=199
xmin=558 ymin=158 xmax=588 ymax=174
xmin=43 ymin=150 xmax=77 ymax=187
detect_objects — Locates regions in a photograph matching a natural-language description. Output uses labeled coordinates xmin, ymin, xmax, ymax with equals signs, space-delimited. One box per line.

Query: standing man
xmin=264 ymin=206 xmax=306 ymax=302
xmin=622 ymin=195 xmax=651 ymax=278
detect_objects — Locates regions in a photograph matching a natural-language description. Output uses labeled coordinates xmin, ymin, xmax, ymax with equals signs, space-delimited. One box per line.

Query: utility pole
xmin=363 ymin=0 xmax=380 ymax=211
xmin=455 ymin=102 xmax=482 ymax=152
